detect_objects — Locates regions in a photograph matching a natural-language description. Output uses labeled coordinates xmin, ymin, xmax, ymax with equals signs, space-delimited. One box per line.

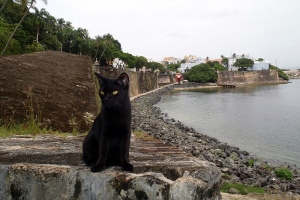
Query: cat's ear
xmin=116 ymin=73 xmax=129 ymax=88
xmin=94 ymin=72 xmax=106 ymax=85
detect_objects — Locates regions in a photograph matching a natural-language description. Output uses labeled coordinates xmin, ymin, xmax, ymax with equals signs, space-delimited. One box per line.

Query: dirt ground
xmin=0 ymin=51 xmax=98 ymax=132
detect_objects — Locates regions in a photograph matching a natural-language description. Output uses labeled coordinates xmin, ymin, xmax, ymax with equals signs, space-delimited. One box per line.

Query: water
xmin=156 ymin=80 xmax=300 ymax=166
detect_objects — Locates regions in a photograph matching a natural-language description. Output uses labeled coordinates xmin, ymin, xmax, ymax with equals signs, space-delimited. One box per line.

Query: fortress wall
xmin=218 ymin=70 xmax=279 ymax=84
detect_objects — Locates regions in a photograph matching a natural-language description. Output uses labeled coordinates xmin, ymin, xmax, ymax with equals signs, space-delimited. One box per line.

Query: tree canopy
xmin=221 ymin=57 xmax=228 ymax=68
xmin=0 ymin=1 xmax=147 ymax=68
xmin=165 ymin=63 xmax=180 ymax=72
xmin=233 ymin=58 xmax=254 ymax=71
xmin=185 ymin=63 xmax=217 ymax=83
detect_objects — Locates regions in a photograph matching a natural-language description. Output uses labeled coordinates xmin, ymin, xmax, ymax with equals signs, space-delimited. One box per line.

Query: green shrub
xmin=275 ymin=167 xmax=292 ymax=180
xmin=221 ymin=182 xmax=265 ymax=195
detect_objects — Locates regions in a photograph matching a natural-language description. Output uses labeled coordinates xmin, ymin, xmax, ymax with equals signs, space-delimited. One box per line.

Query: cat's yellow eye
xmin=112 ymin=90 xmax=118 ymax=95
xmin=100 ymin=91 xmax=104 ymax=95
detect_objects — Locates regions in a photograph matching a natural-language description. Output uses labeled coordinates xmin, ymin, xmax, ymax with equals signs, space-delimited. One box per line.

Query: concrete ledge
xmin=0 ymin=135 xmax=222 ymax=199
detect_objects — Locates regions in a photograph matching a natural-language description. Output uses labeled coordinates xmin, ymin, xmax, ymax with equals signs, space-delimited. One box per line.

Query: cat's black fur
xmin=82 ymin=72 xmax=133 ymax=172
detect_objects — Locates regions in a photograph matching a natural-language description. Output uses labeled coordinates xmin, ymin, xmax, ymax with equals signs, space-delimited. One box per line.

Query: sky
xmin=35 ymin=0 xmax=300 ymax=69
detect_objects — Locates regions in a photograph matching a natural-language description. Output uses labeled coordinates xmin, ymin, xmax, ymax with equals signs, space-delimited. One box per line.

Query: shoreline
xmin=131 ymin=82 xmax=300 ymax=195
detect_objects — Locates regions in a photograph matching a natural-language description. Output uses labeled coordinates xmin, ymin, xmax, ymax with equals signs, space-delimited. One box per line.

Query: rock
xmin=211 ymin=148 xmax=223 ymax=155
xmin=221 ymin=168 xmax=229 ymax=173
xmin=228 ymin=188 xmax=240 ymax=194
xmin=130 ymin=82 xmax=300 ymax=195
xmin=229 ymin=152 xmax=240 ymax=161
xmin=170 ymin=176 xmax=221 ymax=200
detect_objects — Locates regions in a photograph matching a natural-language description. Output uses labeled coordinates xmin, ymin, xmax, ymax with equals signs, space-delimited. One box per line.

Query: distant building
xmin=283 ymin=69 xmax=300 ymax=77
xmin=206 ymin=58 xmax=223 ymax=64
xmin=178 ymin=55 xmax=204 ymax=73
xmin=184 ymin=55 xmax=201 ymax=63
xmin=162 ymin=57 xmax=180 ymax=64
xmin=252 ymin=61 xmax=270 ymax=70
xmin=112 ymin=58 xmax=127 ymax=69
xmin=179 ymin=63 xmax=199 ymax=73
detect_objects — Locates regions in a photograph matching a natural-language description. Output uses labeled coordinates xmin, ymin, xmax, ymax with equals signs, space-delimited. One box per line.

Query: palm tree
xmin=1 ymin=0 xmax=47 ymax=55
xmin=206 ymin=56 xmax=209 ymax=62
xmin=33 ymin=7 xmax=49 ymax=43
xmin=93 ymin=35 xmax=102 ymax=61
xmin=232 ymin=53 xmax=236 ymax=59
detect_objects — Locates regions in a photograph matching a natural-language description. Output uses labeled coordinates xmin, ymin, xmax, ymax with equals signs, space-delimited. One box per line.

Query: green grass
xmin=221 ymin=182 xmax=265 ymax=195
xmin=0 ymin=86 xmax=82 ymax=138
xmin=0 ymin=122 xmax=61 ymax=138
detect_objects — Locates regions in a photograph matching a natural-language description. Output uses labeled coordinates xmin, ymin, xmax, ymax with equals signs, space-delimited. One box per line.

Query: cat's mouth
xmin=103 ymin=101 xmax=114 ymax=108
xmin=103 ymin=101 xmax=121 ymax=110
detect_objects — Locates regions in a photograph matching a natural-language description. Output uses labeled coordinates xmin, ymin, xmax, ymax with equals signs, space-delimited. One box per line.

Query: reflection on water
xmin=157 ymin=80 xmax=300 ymax=166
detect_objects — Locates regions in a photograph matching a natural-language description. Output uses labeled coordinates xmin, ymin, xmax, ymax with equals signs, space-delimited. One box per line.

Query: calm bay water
xmin=156 ymin=80 xmax=300 ymax=166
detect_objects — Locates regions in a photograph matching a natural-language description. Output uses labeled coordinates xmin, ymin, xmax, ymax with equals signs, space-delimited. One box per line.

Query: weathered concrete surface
xmin=0 ymin=134 xmax=222 ymax=200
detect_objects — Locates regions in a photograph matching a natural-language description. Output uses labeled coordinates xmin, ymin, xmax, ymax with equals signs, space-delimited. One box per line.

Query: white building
xmin=179 ymin=59 xmax=205 ymax=73
xmin=252 ymin=61 xmax=270 ymax=70
xmin=112 ymin=58 xmax=127 ymax=69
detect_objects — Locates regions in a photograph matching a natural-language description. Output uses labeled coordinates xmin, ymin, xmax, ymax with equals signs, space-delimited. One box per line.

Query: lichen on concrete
xmin=0 ymin=134 xmax=222 ymax=199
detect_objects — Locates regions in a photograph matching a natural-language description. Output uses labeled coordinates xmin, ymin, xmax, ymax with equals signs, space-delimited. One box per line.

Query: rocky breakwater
xmin=131 ymin=83 xmax=300 ymax=196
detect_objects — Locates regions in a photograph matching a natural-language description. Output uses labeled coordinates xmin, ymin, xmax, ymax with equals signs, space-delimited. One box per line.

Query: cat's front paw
xmin=122 ymin=163 xmax=134 ymax=172
xmin=91 ymin=164 xmax=105 ymax=172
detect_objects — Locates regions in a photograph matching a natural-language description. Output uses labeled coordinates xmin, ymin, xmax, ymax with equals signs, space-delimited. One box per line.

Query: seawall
xmin=217 ymin=70 xmax=280 ymax=85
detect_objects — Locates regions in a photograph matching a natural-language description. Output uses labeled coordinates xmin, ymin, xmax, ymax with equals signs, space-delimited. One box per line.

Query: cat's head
xmin=94 ymin=72 xmax=130 ymax=108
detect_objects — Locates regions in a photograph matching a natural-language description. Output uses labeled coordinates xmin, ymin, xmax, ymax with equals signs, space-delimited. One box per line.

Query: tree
xmin=166 ymin=63 xmax=180 ymax=72
xmin=148 ymin=62 xmax=166 ymax=73
xmin=257 ymin=58 xmax=264 ymax=62
xmin=0 ymin=0 xmax=13 ymax=14
xmin=134 ymin=56 xmax=148 ymax=70
xmin=0 ymin=17 xmax=22 ymax=54
xmin=221 ymin=56 xmax=228 ymax=68
xmin=1 ymin=0 xmax=47 ymax=55
xmin=32 ymin=7 xmax=48 ymax=43
xmin=185 ymin=63 xmax=217 ymax=83
xmin=213 ymin=63 xmax=227 ymax=71
xmin=114 ymin=51 xmax=136 ymax=68
xmin=233 ymin=58 xmax=254 ymax=71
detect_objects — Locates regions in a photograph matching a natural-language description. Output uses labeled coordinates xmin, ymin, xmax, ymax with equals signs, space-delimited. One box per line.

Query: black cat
xmin=82 ymin=72 xmax=133 ymax=172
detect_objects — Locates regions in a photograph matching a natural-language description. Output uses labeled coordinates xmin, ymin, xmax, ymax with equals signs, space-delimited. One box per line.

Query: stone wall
xmin=0 ymin=51 xmax=97 ymax=132
xmin=95 ymin=67 xmax=165 ymax=96
xmin=0 ymin=51 xmax=174 ymax=133
xmin=137 ymin=71 xmax=158 ymax=93
xmin=95 ymin=67 xmax=140 ymax=97
xmin=217 ymin=69 xmax=279 ymax=84
xmin=158 ymin=74 xmax=176 ymax=87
